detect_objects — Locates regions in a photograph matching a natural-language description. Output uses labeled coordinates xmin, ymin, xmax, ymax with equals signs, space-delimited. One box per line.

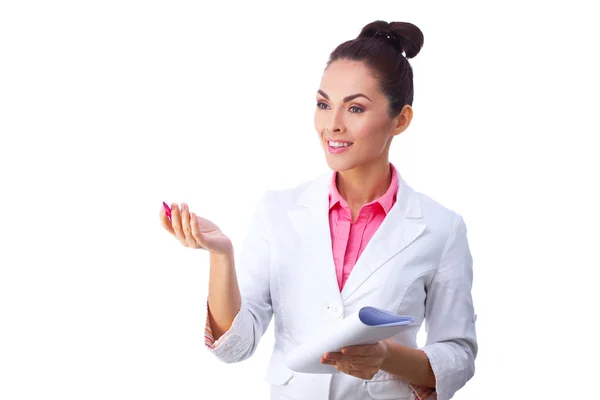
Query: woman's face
xmin=314 ymin=59 xmax=409 ymax=172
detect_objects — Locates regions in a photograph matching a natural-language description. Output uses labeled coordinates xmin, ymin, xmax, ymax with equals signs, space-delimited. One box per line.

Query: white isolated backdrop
xmin=1 ymin=1 xmax=599 ymax=399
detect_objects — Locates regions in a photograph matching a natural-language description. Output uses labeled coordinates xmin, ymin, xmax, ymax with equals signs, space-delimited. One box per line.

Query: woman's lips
xmin=327 ymin=140 xmax=353 ymax=154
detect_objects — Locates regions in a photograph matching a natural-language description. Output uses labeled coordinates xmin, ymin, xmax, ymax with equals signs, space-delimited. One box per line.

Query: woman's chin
xmin=325 ymin=157 xmax=355 ymax=172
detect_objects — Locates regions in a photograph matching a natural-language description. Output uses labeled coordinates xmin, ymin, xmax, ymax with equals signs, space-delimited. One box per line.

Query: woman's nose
xmin=327 ymin=109 xmax=345 ymax=133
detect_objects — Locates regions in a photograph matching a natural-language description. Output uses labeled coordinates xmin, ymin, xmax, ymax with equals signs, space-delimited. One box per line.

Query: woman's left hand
xmin=320 ymin=341 xmax=389 ymax=380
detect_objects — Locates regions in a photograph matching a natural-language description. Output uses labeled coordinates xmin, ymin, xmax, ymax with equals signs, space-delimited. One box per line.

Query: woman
xmin=160 ymin=20 xmax=477 ymax=400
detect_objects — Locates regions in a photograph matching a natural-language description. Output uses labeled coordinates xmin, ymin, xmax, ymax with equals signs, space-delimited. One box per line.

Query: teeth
xmin=328 ymin=141 xmax=351 ymax=148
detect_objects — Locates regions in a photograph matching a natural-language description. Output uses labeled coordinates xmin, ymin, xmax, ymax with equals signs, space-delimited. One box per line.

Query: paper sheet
xmin=285 ymin=306 xmax=414 ymax=374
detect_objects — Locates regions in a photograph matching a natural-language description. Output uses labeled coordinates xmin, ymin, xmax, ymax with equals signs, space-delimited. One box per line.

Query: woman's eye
xmin=316 ymin=102 xmax=363 ymax=113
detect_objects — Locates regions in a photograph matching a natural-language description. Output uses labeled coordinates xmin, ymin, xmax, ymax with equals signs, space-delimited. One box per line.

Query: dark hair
xmin=327 ymin=20 xmax=424 ymax=118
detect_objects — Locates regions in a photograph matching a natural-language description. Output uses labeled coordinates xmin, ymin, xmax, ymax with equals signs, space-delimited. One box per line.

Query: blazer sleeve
xmin=420 ymin=213 xmax=478 ymax=400
xmin=204 ymin=192 xmax=274 ymax=363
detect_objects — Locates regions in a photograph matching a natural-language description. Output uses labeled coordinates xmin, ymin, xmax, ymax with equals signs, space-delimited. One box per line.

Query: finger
xmin=334 ymin=355 xmax=381 ymax=366
xmin=190 ymin=213 xmax=206 ymax=248
xmin=341 ymin=344 xmax=375 ymax=357
xmin=170 ymin=203 xmax=184 ymax=241
xmin=325 ymin=353 xmax=381 ymax=371
xmin=326 ymin=352 xmax=370 ymax=363
xmin=331 ymin=357 xmax=379 ymax=376
xmin=159 ymin=205 xmax=175 ymax=235
xmin=180 ymin=203 xmax=193 ymax=245
xmin=323 ymin=352 xmax=343 ymax=361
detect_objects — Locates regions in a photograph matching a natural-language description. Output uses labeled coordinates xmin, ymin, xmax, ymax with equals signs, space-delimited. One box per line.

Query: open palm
xmin=160 ymin=202 xmax=232 ymax=255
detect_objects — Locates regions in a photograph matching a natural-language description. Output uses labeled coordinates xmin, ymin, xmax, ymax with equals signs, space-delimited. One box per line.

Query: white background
xmin=1 ymin=1 xmax=599 ymax=399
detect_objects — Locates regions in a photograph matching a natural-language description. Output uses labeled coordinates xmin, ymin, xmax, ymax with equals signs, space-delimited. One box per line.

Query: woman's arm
xmin=321 ymin=213 xmax=475 ymax=400
xmin=207 ymin=250 xmax=242 ymax=341
xmin=203 ymin=193 xmax=275 ymax=363
xmin=417 ymin=213 xmax=478 ymax=399
xmin=380 ymin=340 xmax=436 ymax=388
xmin=382 ymin=213 xmax=476 ymax=399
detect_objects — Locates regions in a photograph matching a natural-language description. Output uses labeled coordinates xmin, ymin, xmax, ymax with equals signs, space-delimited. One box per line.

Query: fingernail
xmin=163 ymin=202 xmax=172 ymax=221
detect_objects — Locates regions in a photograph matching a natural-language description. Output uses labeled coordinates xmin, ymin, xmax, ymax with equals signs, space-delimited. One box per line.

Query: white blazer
xmin=208 ymin=170 xmax=477 ymax=400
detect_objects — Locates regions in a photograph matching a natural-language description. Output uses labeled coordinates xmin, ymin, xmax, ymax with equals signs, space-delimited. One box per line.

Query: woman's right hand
xmin=160 ymin=202 xmax=233 ymax=255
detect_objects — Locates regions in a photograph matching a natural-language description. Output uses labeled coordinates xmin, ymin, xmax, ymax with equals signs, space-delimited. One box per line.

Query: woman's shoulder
xmin=415 ymin=197 xmax=471 ymax=253
xmin=401 ymin=179 xmax=466 ymax=232
xmin=259 ymin=172 xmax=330 ymax=210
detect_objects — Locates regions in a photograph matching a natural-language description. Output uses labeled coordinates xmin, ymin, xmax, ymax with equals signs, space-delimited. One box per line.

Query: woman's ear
xmin=392 ymin=105 xmax=413 ymax=136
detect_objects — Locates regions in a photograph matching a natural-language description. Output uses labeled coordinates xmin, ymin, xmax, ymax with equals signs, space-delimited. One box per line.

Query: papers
xmin=285 ymin=306 xmax=414 ymax=374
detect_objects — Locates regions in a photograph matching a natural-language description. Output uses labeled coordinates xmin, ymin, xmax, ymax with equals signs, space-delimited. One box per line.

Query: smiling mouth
xmin=327 ymin=140 xmax=354 ymax=149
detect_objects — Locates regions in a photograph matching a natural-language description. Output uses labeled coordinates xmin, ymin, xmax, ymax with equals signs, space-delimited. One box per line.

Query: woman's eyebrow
xmin=317 ymin=90 xmax=372 ymax=103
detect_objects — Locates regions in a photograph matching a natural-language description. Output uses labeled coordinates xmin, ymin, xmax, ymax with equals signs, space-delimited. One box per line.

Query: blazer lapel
xmin=340 ymin=175 xmax=427 ymax=301
xmin=286 ymin=174 xmax=343 ymax=301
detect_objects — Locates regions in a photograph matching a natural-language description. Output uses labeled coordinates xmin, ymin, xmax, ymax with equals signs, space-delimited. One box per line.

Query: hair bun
xmin=358 ymin=21 xmax=424 ymax=59
xmin=372 ymin=30 xmax=403 ymax=52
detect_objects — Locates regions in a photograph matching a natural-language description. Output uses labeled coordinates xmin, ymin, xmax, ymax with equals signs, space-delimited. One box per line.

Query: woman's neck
xmin=336 ymin=160 xmax=392 ymax=211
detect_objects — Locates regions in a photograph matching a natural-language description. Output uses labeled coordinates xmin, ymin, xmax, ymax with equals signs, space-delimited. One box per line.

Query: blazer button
xmin=328 ymin=302 xmax=344 ymax=318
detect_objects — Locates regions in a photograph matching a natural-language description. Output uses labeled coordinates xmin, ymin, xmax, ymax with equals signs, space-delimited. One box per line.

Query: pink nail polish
xmin=163 ymin=201 xmax=172 ymax=221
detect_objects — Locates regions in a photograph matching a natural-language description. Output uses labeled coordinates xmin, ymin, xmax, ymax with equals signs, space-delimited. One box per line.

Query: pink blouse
xmin=329 ymin=164 xmax=398 ymax=291
xmin=205 ymin=164 xmax=436 ymax=399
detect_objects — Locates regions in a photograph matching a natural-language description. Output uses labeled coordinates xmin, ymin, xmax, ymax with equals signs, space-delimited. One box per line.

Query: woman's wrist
xmin=209 ymin=246 xmax=234 ymax=264
xmin=379 ymin=340 xmax=436 ymax=388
